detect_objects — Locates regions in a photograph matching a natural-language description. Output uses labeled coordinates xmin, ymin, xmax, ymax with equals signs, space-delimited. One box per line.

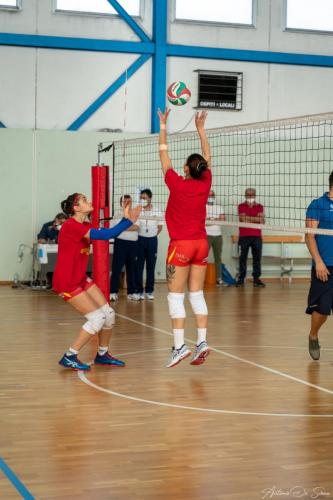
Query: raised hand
xmin=158 ymin=108 xmax=171 ymax=126
xmin=195 ymin=110 xmax=208 ymax=131
xmin=123 ymin=199 xmax=141 ymax=223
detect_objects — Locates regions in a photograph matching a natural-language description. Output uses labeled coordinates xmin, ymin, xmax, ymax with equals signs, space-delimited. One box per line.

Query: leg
xmin=211 ymin=235 xmax=223 ymax=281
xmin=145 ymin=236 xmax=158 ymax=294
xmin=188 ymin=265 xmax=211 ymax=364
xmin=166 ymin=263 xmax=191 ymax=367
xmin=136 ymin=237 xmax=145 ymax=294
xmin=238 ymin=237 xmax=251 ymax=283
xmin=125 ymin=241 xmax=138 ymax=295
xmin=310 ymin=311 xmax=328 ymax=340
xmin=110 ymin=239 xmax=126 ymax=294
xmin=251 ymin=237 xmax=263 ymax=281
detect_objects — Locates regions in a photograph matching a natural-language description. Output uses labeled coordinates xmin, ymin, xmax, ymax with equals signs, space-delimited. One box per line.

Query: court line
xmin=0 ymin=457 xmax=35 ymax=500
xmin=115 ymin=313 xmax=333 ymax=396
xmin=78 ymin=370 xmax=333 ymax=419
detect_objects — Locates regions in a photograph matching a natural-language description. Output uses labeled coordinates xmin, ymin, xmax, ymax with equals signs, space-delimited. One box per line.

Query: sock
xmin=173 ymin=329 xmax=185 ymax=350
xmin=66 ymin=347 xmax=79 ymax=356
xmin=197 ymin=328 xmax=207 ymax=345
xmin=98 ymin=346 xmax=108 ymax=356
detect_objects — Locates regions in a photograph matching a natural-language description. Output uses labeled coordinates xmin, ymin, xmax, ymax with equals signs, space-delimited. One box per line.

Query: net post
xmin=91 ymin=164 xmax=110 ymax=302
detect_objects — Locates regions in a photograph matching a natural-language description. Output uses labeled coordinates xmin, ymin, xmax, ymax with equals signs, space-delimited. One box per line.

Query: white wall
xmin=0 ymin=0 xmax=333 ymax=131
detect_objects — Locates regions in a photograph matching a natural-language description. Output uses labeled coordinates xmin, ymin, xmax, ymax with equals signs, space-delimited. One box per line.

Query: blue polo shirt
xmin=306 ymin=193 xmax=333 ymax=266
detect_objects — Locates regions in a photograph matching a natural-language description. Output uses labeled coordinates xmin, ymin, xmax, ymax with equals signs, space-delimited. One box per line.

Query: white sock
xmin=197 ymin=328 xmax=207 ymax=345
xmin=173 ymin=329 xmax=185 ymax=350
xmin=98 ymin=346 xmax=108 ymax=356
xmin=66 ymin=347 xmax=78 ymax=356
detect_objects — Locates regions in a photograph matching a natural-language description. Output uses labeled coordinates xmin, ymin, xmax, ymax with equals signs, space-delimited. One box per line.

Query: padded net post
xmin=91 ymin=165 xmax=110 ymax=301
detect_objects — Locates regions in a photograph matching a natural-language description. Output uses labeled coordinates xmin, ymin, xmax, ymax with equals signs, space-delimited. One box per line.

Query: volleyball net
xmin=111 ymin=111 xmax=333 ymax=236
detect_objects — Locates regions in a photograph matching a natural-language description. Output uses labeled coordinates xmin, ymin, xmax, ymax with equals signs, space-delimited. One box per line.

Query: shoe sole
xmin=167 ymin=350 xmax=192 ymax=368
xmin=59 ymin=364 xmax=90 ymax=371
xmin=190 ymin=348 xmax=211 ymax=366
xmin=94 ymin=362 xmax=125 ymax=367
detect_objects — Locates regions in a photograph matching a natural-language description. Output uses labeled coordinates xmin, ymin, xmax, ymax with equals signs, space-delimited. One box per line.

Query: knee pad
xmin=83 ymin=309 xmax=106 ymax=335
xmin=167 ymin=292 xmax=186 ymax=319
xmin=188 ymin=290 xmax=208 ymax=316
xmin=100 ymin=304 xmax=115 ymax=329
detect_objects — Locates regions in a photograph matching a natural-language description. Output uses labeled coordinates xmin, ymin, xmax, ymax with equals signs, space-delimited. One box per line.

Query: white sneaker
xmin=190 ymin=341 xmax=211 ymax=366
xmin=146 ymin=293 xmax=154 ymax=300
xmin=127 ymin=293 xmax=141 ymax=301
xmin=138 ymin=293 xmax=145 ymax=300
xmin=166 ymin=344 xmax=192 ymax=368
xmin=110 ymin=293 xmax=118 ymax=302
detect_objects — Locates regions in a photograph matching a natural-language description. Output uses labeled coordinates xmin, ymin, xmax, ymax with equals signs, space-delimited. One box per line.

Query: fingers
xmin=316 ymin=268 xmax=330 ymax=282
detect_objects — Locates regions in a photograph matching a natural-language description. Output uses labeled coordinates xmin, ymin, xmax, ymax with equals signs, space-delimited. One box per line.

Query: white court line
xmin=115 ymin=313 xmax=333 ymax=396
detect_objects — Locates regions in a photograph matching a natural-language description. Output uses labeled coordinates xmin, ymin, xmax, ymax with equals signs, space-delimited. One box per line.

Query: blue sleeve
xmin=89 ymin=218 xmax=132 ymax=240
xmin=306 ymin=199 xmax=319 ymax=221
xmin=38 ymin=222 xmax=50 ymax=239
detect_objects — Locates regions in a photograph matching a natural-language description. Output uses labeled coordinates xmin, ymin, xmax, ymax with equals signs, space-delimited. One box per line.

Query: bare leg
xmin=166 ymin=264 xmax=190 ymax=330
xmin=67 ymin=291 xmax=101 ymax=351
xmin=310 ymin=311 xmax=328 ymax=340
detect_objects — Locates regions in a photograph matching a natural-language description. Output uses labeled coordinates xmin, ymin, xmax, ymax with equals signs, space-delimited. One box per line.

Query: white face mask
xmin=55 ymin=224 xmax=62 ymax=230
xmin=140 ymin=199 xmax=149 ymax=208
xmin=246 ymin=197 xmax=255 ymax=205
xmin=207 ymin=197 xmax=215 ymax=205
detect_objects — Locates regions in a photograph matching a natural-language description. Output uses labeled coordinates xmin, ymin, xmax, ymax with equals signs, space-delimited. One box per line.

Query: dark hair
xmin=329 ymin=171 xmax=333 ymax=188
xmin=61 ymin=193 xmax=80 ymax=216
xmin=186 ymin=153 xmax=208 ymax=180
xmin=140 ymin=188 xmax=152 ymax=198
xmin=120 ymin=194 xmax=131 ymax=205
xmin=55 ymin=212 xmax=67 ymax=220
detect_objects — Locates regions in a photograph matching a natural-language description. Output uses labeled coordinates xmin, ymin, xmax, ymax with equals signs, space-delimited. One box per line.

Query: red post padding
xmin=91 ymin=165 xmax=110 ymax=301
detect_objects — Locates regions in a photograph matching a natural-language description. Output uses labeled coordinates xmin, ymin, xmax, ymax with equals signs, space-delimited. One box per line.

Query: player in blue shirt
xmin=305 ymin=171 xmax=333 ymax=360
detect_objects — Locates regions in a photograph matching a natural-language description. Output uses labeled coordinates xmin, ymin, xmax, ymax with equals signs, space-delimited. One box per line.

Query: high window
xmin=55 ymin=0 xmax=140 ymax=17
xmin=286 ymin=0 xmax=333 ymax=33
xmin=175 ymin=0 xmax=253 ymax=26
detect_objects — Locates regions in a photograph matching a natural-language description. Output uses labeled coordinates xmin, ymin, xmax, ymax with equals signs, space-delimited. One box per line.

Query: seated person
xmin=37 ymin=213 xmax=67 ymax=243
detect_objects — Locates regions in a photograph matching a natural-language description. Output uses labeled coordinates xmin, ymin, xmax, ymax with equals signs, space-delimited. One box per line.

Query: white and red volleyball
xmin=166 ymin=81 xmax=191 ymax=106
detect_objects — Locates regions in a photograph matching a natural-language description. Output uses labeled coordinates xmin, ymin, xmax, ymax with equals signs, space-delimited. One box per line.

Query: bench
xmin=231 ymin=235 xmax=312 ymax=283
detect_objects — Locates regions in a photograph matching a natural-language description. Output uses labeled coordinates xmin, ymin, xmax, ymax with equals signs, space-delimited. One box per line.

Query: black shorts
xmin=306 ymin=266 xmax=333 ymax=316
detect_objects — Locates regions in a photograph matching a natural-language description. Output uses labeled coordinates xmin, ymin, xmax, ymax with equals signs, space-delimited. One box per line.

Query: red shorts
xmin=167 ymin=239 xmax=208 ymax=267
xmin=58 ymin=276 xmax=96 ymax=301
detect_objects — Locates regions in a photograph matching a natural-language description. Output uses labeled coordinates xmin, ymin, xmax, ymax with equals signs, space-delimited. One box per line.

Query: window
xmin=196 ymin=70 xmax=243 ymax=110
xmin=175 ymin=0 xmax=253 ymax=26
xmin=286 ymin=0 xmax=333 ymax=33
xmin=55 ymin=0 xmax=140 ymax=17
xmin=0 ymin=0 xmax=20 ymax=9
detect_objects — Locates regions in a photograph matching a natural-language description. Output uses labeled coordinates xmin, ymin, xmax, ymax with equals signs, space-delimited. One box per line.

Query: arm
xmin=157 ymin=224 xmax=163 ymax=235
xmin=158 ymin=108 xmax=172 ymax=175
xmin=305 ymin=219 xmax=329 ymax=282
xmin=195 ymin=111 xmax=211 ymax=169
xmin=239 ymin=213 xmax=264 ymax=224
xmin=85 ymin=203 xmax=141 ymax=240
xmin=207 ymin=212 xmax=226 ymax=225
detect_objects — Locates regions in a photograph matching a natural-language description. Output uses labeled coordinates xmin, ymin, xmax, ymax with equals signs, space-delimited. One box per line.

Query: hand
xmin=158 ymin=108 xmax=171 ymax=125
xmin=195 ymin=110 xmax=208 ymax=131
xmin=315 ymin=261 xmax=330 ymax=282
xmin=123 ymin=199 xmax=141 ymax=224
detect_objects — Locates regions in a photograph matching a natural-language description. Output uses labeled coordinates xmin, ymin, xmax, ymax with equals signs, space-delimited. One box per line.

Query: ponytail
xmin=61 ymin=193 xmax=80 ymax=216
xmin=186 ymin=153 xmax=208 ymax=180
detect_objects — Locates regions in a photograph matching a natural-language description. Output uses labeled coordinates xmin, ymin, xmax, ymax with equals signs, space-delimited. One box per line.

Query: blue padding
xmin=90 ymin=218 xmax=132 ymax=240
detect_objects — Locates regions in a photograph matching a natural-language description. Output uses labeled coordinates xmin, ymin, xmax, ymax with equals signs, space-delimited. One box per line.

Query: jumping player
xmin=53 ymin=193 xmax=141 ymax=370
xmin=158 ymin=109 xmax=212 ymax=367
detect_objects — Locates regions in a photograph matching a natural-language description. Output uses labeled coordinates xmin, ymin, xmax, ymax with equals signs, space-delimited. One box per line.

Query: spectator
xmin=206 ymin=189 xmax=226 ymax=285
xmin=110 ymin=195 xmax=140 ymax=302
xmin=38 ymin=213 xmax=67 ymax=243
xmin=236 ymin=188 xmax=265 ymax=288
xmin=136 ymin=189 xmax=163 ymax=300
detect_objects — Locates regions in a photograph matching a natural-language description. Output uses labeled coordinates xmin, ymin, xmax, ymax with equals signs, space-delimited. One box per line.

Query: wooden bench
xmin=231 ymin=235 xmax=311 ymax=282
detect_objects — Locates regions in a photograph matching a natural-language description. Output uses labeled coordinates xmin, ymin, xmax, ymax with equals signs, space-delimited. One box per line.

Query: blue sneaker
xmin=59 ymin=354 xmax=90 ymax=371
xmin=94 ymin=352 xmax=125 ymax=367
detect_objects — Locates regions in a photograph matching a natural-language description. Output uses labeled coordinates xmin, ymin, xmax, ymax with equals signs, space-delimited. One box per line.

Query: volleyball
xmin=167 ymin=81 xmax=191 ymax=106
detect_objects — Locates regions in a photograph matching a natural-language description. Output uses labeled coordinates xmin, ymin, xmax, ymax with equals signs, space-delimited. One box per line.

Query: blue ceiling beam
xmin=167 ymin=44 xmax=333 ymax=68
xmin=0 ymin=32 xmax=154 ymax=54
xmin=68 ymin=53 xmax=151 ymax=131
xmin=151 ymin=0 xmax=167 ymax=133
xmin=105 ymin=0 xmax=151 ymax=43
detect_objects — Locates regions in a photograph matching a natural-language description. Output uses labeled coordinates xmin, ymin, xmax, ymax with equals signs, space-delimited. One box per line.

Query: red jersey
xmin=165 ymin=168 xmax=212 ymax=240
xmin=238 ymin=202 xmax=264 ymax=237
xmin=53 ymin=218 xmax=93 ymax=293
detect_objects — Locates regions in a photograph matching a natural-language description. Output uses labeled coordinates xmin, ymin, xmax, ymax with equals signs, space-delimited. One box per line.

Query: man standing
xmin=305 ymin=172 xmax=333 ymax=361
xmin=206 ymin=189 xmax=226 ymax=285
xmin=236 ymin=188 xmax=265 ymax=287
xmin=136 ymin=189 xmax=163 ymax=300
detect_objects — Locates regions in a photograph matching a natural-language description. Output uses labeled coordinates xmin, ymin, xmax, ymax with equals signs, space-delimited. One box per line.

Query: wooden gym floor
xmin=1 ymin=282 xmax=333 ymax=500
